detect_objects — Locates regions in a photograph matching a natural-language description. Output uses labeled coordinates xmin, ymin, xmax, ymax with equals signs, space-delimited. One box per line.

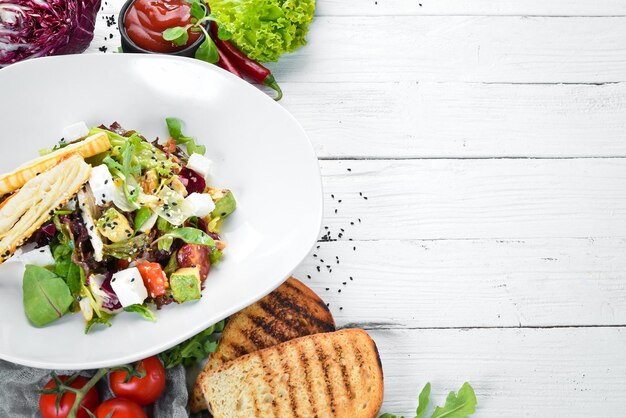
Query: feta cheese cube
xmin=184 ymin=193 xmax=215 ymax=217
xmin=62 ymin=121 xmax=90 ymax=142
xmin=110 ymin=267 xmax=148 ymax=307
xmin=7 ymin=245 xmax=54 ymax=266
xmin=186 ymin=153 xmax=212 ymax=180
xmin=89 ymin=165 xmax=115 ymax=205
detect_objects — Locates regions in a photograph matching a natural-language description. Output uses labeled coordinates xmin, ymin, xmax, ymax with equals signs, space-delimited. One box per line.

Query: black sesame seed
xmin=325 ymin=288 xmax=329 ymax=291
xmin=104 ymin=180 xmax=108 ymax=184
xmin=131 ymin=278 xmax=135 ymax=282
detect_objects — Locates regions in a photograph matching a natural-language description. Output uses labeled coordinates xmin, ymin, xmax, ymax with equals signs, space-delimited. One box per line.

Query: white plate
xmin=0 ymin=54 xmax=322 ymax=369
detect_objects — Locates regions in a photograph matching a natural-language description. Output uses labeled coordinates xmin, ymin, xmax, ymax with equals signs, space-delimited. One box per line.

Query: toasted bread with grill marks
xmin=190 ymin=277 xmax=336 ymax=413
xmin=0 ymin=132 xmax=109 ymax=196
xmin=199 ymin=328 xmax=384 ymax=418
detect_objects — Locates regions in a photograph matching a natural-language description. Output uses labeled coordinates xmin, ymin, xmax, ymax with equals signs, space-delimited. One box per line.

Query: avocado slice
xmin=210 ymin=190 xmax=236 ymax=218
xmin=97 ymin=207 xmax=133 ymax=243
xmin=170 ymin=266 xmax=201 ymax=303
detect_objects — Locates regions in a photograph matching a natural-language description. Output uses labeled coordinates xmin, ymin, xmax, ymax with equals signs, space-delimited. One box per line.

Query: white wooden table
xmin=90 ymin=1 xmax=626 ymax=416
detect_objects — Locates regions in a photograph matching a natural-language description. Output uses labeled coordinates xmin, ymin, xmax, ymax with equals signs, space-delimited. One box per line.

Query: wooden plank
xmin=91 ymin=15 xmax=626 ymax=83
xmin=264 ymin=16 xmax=626 ymax=83
xmin=293 ymin=238 xmax=626 ymax=328
xmin=316 ymin=0 xmax=626 ymax=17
xmin=281 ymin=81 xmax=626 ymax=158
xmin=370 ymin=327 xmax=626 ymax=417
xmin=97 ymin=0 xmax=626 ymax=17
xmin=319 ymin=159 xmax=626 ymax=240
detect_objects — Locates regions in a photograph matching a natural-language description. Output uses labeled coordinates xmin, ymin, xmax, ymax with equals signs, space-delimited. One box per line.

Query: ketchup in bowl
xmin=124 ymin=0 xmax=201 ymax=53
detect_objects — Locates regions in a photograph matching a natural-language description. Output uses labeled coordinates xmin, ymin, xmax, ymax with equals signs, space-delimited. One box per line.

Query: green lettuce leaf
xmin=23 ymin=265 xmax=73 ymax=327
xmin=210 ymin=0 xmax=315 ymax=62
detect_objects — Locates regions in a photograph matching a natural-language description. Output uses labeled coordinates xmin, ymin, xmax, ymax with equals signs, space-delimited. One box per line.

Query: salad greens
xmin=160 ymin=320 xmax=225 ymax=368
xmin=15 ymin=118 xmax=236 ymax=332
xmin=166 ymin=117 xmax=206 ymax=155
xmin=381 ymin=382 xmax=476 ymax=418
xmin=210 ymin=0 xmax=315 ymax=62
xmin=23 ymin=265 xmax=73 ymax=327
xmin=154 ymin=227 xmax=215 ymax=247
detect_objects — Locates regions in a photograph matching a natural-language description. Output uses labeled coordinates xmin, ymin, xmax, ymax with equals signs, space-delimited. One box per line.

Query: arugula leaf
xmin=163 ymin=26 xmax=189 ymax=46
xmin=195 ymin=35 xmax=219 ymax=64
xmin=190 ymin=1 xmax=206 ymax=20
xmin=23 ymin=265 xmax=73 ymax=327
xmin=416 ymin=382 xmax=431 ymax=418
xmin=155 ymin=227 xmax=215 ymax=247
xmin=160 ymin=320 xmax=225 ymax=368
xmin=379 ymin=382 xmax=475 ymax=418
xmin=431 ymin=383 xmax=476 ymax=418
xmin=124 ymin=304 xmax=157 ymax=321
xmin=165 ymin=117 xmax=206 ymax=155
xmin=85 ymin=312 xmax=113 ymax=333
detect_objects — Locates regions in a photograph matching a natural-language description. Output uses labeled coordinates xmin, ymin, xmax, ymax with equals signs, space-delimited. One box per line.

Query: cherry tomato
xmin=177 ymin=244 xmax=210 ymax=281
xmin=136 ymin=262 xmax=168 ymax=298
xmin=109 ymin=356 xmax=166 ymax=405
xmin=95 ymin=398 xmax=147 ymax=418
xmin=40 ymin=375 xmax=100 ymax=418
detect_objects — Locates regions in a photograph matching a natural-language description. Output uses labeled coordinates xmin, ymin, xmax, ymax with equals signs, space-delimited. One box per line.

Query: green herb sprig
xmin=380 ymin=382 xmax=476 ymax=418
xmin=162 ymin=0 xmax=232 ymax=64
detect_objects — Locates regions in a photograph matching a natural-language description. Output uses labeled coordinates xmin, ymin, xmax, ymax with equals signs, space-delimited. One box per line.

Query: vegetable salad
xmin=19 ymin=118 xmax=235 ymax=332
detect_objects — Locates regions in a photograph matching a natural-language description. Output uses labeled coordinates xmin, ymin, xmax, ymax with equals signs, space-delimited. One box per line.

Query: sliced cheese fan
xmin=0 ymin=154 xmax=91 ymax=262
xmin=0 ymin=132 xmax=109 ymax=196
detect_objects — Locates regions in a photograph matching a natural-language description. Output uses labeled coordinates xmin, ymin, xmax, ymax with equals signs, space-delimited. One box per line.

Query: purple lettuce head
xmin=0 ymin=0 xmax=101 ymax=66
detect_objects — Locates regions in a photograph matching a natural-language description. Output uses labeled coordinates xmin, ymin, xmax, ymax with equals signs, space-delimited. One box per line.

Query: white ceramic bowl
xmin=0 ymin=54 xmax=322 ymax=369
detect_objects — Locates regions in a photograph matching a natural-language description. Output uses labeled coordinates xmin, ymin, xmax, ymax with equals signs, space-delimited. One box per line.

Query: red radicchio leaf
xmin=178 ymin=168 xmax=206 ymax=194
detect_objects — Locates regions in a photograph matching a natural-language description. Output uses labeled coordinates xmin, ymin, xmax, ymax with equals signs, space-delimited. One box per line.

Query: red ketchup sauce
xmin=124 ymin=0 xmax=201 ymax=53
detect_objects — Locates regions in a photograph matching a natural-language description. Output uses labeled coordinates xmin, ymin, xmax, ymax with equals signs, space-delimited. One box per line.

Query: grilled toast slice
xmin=200 ymin=328 xmax=384 ymax=418
xmin=0 ymin=132 xmax=109 ymax=196
xmin=190 ymin=277 xmax=336 ymax=412
xmin=0 ymin=154 xmax=91 ymax=262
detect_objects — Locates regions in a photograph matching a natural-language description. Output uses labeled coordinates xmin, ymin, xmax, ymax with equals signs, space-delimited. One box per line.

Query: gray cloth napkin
xmin=0 ymin=359 xmax=190 ymax=417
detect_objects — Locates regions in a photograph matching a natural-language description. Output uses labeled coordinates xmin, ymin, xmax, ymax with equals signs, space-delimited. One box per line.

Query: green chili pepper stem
xmin=264 ymin=75 xmax=283 ymax=101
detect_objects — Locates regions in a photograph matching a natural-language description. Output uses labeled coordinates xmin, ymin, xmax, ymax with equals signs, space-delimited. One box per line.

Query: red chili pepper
xmin=210 ymin=25 xmax=283 ymax=101
xmin=216 ymin=46 xmax=243 ymax=79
